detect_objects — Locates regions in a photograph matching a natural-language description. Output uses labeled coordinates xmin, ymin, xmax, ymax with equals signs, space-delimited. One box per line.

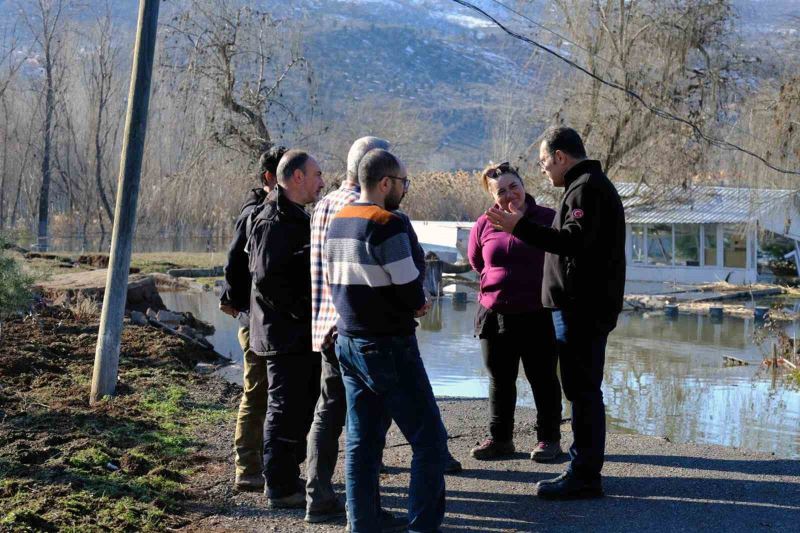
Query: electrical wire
xmin=450 ymin=0 xmax=800 ymax=176
xmin=485 ymin=0 xmax=779 ymax=150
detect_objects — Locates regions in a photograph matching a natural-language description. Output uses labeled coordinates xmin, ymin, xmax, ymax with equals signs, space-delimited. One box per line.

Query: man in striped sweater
xmin=326 ymin=149 xmax=448 ymax=533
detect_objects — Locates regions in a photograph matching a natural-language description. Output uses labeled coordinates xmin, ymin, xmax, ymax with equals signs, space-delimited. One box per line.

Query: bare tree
xmin=20 ymin=0 xmax=69 ymax=251
xmin=540 ymin=0 xmax=741 ymax=189
xmin=162 ymin=0 xmax=314 ymax=157
xmin=0 ymin=19 xmax=24 ymax=229
xmin=82 ymin=6 xmax=121 ymax=225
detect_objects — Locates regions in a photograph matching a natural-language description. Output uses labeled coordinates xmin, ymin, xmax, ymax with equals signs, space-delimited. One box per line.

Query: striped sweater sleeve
xmin=372 ymin=217 xmax=426 ymax=311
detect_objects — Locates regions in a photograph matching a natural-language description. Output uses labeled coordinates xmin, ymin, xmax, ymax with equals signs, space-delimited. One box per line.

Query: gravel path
xmin=185 ymin=398 xmax=800 ymax=532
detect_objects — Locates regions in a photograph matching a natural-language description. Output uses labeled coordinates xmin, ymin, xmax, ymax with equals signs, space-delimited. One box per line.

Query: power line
xmin=485 ymin=0 xmax=623 ymax=74
xmin=485 ymin=0 xmax=780 ymax=152
xmin=451 ymin=0 xmax=800 ymax=176
xmin=485 ymin=0 xmax=779 ymax=150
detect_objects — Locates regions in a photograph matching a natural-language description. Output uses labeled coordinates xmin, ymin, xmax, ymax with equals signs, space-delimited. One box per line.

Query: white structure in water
xmin=412 ymin=184 xmax=800 ymax=286
xmin=619 ymin=183 xmax=800 ymax=284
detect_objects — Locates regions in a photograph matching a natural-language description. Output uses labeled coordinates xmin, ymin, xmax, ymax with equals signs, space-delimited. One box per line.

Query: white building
xmin=412 ymin=184 xmax=800 ymax=286
xmin=619 ymin=183 xmax=800 ymax=284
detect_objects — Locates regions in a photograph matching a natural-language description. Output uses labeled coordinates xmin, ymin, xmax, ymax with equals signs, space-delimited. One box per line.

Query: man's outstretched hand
xmin=486 ymin=204 xmax=523 ymax=234
xmin=219 ymin=302 xmax=239 ymax=318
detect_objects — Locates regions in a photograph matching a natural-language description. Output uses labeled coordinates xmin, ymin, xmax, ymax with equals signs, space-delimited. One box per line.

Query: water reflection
xmin=161 ymin=291 xmax=800 ymax=458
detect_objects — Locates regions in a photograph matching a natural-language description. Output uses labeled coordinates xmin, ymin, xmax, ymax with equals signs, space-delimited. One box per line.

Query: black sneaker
xmin=535 ymin=471 xmax=604 ymax=500
xmin=305 ymin=496 xmax=346 ymax=523
xmin=444 ymin=453 xmax=463 ymax=474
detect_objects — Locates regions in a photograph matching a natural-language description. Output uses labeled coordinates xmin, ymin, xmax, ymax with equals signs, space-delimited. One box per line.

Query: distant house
xmin=619 ymin=183 xmax=800 ymax=284
xmin=412 ymin=184 xmax=800 ymax=286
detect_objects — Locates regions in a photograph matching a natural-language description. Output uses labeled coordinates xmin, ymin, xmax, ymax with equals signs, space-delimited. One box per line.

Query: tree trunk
xmin=36 ymin=40 xmax=55 ymax=251
xmin=95 ymin=103 xmax=113 ymax=223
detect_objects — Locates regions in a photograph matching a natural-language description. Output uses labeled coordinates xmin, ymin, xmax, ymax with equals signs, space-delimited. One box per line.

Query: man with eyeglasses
xmin=486 ymin=126 xmax=626 ymax=500
xmin=326 ymin=148 xmax=448 ymax=533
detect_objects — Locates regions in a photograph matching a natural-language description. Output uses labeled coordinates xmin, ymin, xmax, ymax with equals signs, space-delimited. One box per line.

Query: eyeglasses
xmin=386 ymin=175 xmax=410 ymax=192
xmin=536 ymin=157 xmax=546 ymax=169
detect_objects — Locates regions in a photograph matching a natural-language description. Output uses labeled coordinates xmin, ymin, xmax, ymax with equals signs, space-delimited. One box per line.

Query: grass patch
xmin=16 ymin=250 xmax=224 ymax=282
xmin=68 ymin=447 xmax=112 ymax=469
xmin=130 ymin=252 xmax=224 ymax=274
xmin=0 ymin=305 xmax=237 ymax=531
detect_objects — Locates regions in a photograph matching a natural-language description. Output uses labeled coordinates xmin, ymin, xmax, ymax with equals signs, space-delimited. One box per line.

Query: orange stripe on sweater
xmin=335 ymin=204 xmax=396 ymax=225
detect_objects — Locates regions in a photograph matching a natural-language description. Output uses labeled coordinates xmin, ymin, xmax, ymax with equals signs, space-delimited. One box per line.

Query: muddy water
xmin=161 ymin=291 xmax=800 ymax=458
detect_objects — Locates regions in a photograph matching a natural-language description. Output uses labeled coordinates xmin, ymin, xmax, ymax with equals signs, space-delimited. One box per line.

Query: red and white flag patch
xmin=572 ymin=208 xmax=584 ymax=219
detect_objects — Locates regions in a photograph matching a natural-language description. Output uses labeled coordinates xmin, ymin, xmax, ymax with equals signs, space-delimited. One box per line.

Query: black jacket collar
xmin=564 ymin=159 xmax=603 ymax=190
xmin=273 ymin=185 xmax=309 ymax=221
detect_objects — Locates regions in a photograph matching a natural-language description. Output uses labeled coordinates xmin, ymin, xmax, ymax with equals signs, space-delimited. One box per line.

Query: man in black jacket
xmin=248 ymin=149 xmax=325 ymax=508
xmin=219 ymin=145 xmax=286 ymax=492
xmin=486 ymin=126 xmax=625 ymax=500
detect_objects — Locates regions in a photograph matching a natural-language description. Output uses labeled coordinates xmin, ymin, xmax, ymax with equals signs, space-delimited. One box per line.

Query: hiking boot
xmin=535 ymin=471 xmax=604 ymax=500
xmin=470 ymin=439 xmax=515 ymax=460
xmin=267 ymin=491 xmax=306 ymax=509
xmin=530 ymin=441 xmax=562 ymax=463
xmin=346 ymin=508 xmax=408 ymax=532
xmin=444 ymin=453 xmax=463 ymax=474
xmin=234 ymin=473 xmax=264 ymax=492
xmin=305 ymin=496 xmax=346 ymax=523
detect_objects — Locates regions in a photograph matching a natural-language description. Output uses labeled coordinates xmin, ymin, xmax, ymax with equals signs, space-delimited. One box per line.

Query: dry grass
xmin=66 ymin=293 xmax=100 ymax=322
xmin=404 ymin=171 xmax=491 ymax=221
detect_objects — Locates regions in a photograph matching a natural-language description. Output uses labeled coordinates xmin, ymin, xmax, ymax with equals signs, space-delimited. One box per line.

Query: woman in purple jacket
xmin=468 ymin=162 xmax=563 ymax=462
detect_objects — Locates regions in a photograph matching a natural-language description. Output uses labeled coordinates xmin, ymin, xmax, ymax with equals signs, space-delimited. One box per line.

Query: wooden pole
xmin=90 ymin=0 xmax=160 ymax=404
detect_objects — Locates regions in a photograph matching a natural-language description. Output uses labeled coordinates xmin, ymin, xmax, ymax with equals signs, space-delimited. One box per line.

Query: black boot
xmin=535 ymin=471 xmax=603 ymax=500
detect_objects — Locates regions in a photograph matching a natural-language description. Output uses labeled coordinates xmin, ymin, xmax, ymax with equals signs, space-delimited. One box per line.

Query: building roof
xmin=616 ymin=183 xmax=798 ymax=225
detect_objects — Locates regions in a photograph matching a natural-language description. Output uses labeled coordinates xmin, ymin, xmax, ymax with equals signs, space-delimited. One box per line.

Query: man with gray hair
xmin=305 ymin=136 xmax=391 ymax=523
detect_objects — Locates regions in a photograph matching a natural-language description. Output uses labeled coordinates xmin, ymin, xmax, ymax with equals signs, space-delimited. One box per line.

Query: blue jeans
xmin=552 ymin=310 xmax=608 ymax=480
xmin=336 ymin=334 xmax=447 ymax=533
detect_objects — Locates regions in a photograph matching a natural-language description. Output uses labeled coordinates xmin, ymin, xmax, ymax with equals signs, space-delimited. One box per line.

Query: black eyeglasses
xmin=386 ymin=175 xmax=410 ymax=192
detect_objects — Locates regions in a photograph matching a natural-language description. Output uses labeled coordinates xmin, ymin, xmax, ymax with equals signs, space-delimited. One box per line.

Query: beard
xmin=385 ymin=190 xmax=404 ymax=211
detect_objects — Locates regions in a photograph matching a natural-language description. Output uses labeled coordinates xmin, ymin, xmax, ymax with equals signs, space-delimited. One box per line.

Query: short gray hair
xmin=347 ymin=136 xmax=390 ymax=182
xmin=276 ymin=149 xmax=311 ymax=185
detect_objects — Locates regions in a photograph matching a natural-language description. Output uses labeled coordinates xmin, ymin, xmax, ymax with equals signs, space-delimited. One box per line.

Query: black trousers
xmin=478 ymin=308 xmax=562 ymax=443
xmin=552 ymin=310 xmax=609 ymax=480
xmin=263 ymin=351 xmax=321 ymax=498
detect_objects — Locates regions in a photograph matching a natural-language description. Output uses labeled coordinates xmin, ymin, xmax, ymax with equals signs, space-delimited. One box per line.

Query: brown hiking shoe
xmin=470 ymin=439 xmax=515 ymax=460
xmin=267 ymin=491 xmax=305 ymax=509
xmin=530 ymin=441 xmax=562 ymax=463
xmin=234 ymin=473 xmax=264 ymax=492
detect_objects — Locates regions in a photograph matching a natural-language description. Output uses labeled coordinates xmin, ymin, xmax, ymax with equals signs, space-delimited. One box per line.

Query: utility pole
xmin=90 ymin=0 xmax=160 ymax=404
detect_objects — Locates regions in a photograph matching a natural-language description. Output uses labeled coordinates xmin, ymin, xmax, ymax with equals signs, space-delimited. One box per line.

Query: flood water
xmin=161 ymin=291 xmax=800 ymax=459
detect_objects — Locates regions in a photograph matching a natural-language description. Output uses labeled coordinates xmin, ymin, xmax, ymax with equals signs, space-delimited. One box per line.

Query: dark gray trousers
xmin=305 ymin=344 xmax=347 ymax=509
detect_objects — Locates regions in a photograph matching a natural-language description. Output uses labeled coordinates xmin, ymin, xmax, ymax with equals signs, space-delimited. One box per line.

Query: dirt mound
xmin=34 ymin=269 xmax=165 ymax=313
xmin=0 ymin=305 xmax=239 ymax=531
xmin=76 ymin=253 xmax=110 ymax=268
